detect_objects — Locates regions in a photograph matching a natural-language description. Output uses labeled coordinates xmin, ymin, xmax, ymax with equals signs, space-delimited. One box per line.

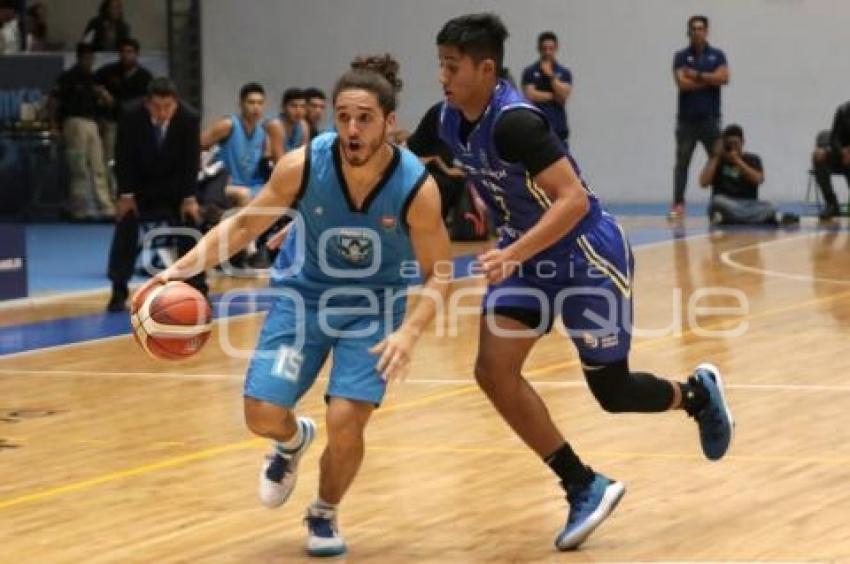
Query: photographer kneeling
xmin=699 ymin=124 xmax=797 ymax=226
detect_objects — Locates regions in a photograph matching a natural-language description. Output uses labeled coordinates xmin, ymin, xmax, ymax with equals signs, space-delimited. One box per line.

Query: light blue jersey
xmin=273 ymin=132 xmax=427 ymax=300
xmin=245 ymin=132 xmax=429 ymax=408
xmin=217 ymin=113 xmax=267 ymax=189
xmin=284 ymin=117 xmax=306 ymax=151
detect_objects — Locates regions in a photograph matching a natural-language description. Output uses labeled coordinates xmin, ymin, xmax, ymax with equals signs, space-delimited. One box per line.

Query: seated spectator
xmin=812 ymin=100 xmax=850 ymax=221
xmin=107 ymin=78 xmax=206 ymax=311
xmin=200 ymin=82 xmax=285 ymax=268
xmin=271 ymin=88 xmax=309 ymax=153
xmin=50 ymin=42 xmax=115 ymax=220
xmin=0 ymin=0 xmax=21 ymax=54
xmin=699 ymin=124 xmax=797 ymax=226
xmin=303 ymin=87 xmax=329 ymax=139
xmin=201 ymin=82 xmax=283 ymax=207
xmin=83 ymin=0 xmax=130 ymax=51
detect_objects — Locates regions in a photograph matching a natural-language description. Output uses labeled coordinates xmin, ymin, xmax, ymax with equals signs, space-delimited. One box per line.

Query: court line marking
xmin=720 ymin=231 xmax=850 ymax=285
xmin=4 ymin=368 xmax=850 ymax=393
xmin=0 ymin=384 xmax=477 ymax=510
xmin=0 ymin=368 xmax=239 ymax=380
xmin=368 ymin=445 xmax=850 ymax=466
xmin=0 ymin=310 xmax=268 ymax=361
xmin=0 ymin=229 xmax=843 ymax=510
xmin=398 ymin=379 xmax=850 ymax=393
xmin=0 ymin=233 xmax=712 ymax=359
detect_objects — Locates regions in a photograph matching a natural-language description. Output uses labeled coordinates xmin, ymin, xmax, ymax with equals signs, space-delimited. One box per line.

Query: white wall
xmin=202 ymin=0 xmax=850 ymax=203
xmin=41 ymin=0 xmax=167 ymax=52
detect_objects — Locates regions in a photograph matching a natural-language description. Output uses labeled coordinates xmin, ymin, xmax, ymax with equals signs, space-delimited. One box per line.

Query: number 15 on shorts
xmin=272 ymin=346 xmax=303 ymax=382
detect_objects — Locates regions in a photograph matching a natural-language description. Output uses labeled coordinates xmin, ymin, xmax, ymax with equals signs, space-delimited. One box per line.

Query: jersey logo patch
xmin=380 ymin=215 xmax=397 ymax=230
xmin=336 ymin=230 xmax=373 ymax=264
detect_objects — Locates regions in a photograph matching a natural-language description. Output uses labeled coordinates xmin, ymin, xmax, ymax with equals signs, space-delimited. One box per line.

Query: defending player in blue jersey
xmin=408 ymin=13 xmax=734 ymax=551
xmin=135 ymin=55 xmax=451 ymax=557
xmin=201 ymin=82 xmax=285 ymax=208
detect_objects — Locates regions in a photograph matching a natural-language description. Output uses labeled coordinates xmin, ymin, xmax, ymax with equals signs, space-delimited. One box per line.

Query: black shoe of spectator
xmin=107 ymin=285 xmax=129 ymax=312
xmin=819 ymin=205 xmax=839 ymax=222
xmin=779 ymin=212 xmax=800 ymax=226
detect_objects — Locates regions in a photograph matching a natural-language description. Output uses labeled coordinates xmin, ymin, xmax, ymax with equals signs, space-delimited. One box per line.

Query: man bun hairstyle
xmin=333 ymin=53 xmax=402 ymax=115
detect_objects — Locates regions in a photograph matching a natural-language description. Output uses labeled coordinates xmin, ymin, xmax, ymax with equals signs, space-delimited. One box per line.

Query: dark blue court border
xmin=5 ymin=224 xmax=820 ymax=357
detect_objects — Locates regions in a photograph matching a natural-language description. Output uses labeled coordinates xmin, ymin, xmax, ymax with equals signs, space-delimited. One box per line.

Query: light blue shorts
xmin=244 ymin=292 xmax=405 ymax=408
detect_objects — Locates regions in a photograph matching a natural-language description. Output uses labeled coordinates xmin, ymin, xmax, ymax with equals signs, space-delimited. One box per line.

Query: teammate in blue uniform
xmin=408 ymin=13 xmax=734 ymax=551
xmin=201 ymin=82 xmax=284 ymax=208
xmin=272 ymin=87 xmax=310 ymax=153
xmin=135 ymin=55 xmax=451 ymax=557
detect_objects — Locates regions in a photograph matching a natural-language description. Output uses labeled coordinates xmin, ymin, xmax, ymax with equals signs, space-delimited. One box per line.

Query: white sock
xmin=275 ymin=419 xmax=303 ymax=457
xmin=310 ymin=497 xmax=338 ymax=515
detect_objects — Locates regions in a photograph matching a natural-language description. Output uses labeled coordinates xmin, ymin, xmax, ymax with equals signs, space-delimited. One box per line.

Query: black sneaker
xmin=779 ymin=212 xmax=800 ymax=226
xmin=689 ymin=363 xmax=734 ymax=461
xmin=819 ymin=205 xmax=839 ymax=222
xmin=107 ymin=286 xmax=128 ymax=312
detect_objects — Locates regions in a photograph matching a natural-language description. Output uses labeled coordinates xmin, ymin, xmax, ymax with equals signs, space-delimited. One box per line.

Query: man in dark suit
xmin=107 ymin=77 xmax=207 ymax=311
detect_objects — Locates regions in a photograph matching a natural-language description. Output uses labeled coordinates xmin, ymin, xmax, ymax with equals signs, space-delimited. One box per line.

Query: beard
xmin=342 ymin=136 xmax=384 ymax=167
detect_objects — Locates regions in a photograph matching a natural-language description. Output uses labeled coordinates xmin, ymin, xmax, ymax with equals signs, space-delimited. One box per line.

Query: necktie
xmin=154 ymin=123 xmax=166 ymax=148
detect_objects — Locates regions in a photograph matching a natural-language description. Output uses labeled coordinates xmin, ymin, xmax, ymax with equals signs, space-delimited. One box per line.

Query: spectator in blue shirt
xmin=521 ymin=31 xmax=572 ymax=148
xmin=670 ymin=15 xmax=730 ymax=219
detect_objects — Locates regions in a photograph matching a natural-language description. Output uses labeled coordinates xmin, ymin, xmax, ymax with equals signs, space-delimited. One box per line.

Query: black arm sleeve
xmin=493 ymin=109 xmax=565 ymax=177
xmin=406 ymin=102 xmax=445 ymax=157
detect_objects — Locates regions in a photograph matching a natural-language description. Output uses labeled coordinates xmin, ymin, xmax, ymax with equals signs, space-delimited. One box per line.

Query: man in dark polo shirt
xmin=670 ymin=15 xmax=729 ymax=219
xmin=51 ymin=42 xmax=115 ymax=220
xmin=95 ymin=37 xmax=153 ymax=193
xmin=521 ymin=31 xmax=572 ymax=148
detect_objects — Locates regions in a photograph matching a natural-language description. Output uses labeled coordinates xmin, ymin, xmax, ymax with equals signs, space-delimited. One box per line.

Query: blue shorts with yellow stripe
xmin=483 ymin=212 xmax=633 ymax=365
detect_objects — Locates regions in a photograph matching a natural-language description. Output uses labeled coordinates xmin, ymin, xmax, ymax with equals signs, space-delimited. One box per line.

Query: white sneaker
xmin=305 ymin=504 xmax=347 ymax=557
xmin=258 ymin=417 xmax=316 ymax=508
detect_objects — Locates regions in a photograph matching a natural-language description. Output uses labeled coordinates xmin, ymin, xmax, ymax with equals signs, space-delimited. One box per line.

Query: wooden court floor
xmin=1 ymin=224 xmax=850 ymax=562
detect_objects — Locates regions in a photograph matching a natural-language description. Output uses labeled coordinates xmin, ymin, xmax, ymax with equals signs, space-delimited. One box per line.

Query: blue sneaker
xmin=305 ymin=505 xmax=347 ymax=557
xmin=258 ymin=417 xmax=316 ymax=508
xmin=691 ymin=363 xmax=734 ymax=460
xmin=555 ymin=473 xmax=626 ymax=551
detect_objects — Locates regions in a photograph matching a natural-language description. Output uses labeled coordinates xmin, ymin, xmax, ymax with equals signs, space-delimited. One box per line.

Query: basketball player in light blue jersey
xmin=409 ymin=13 xmax=733 ymax=552
xmin=134 ymin=55 xmax=451 ymax=557
xmin=271 ymin=87 xmax=310 ymax=153
xmin=201 ymin=82 xmax=284 ymax=208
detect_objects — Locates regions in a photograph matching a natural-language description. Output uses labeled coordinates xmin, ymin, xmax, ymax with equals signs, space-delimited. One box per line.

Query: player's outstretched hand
xmin=370 ymin=330 xmax=417 ymax=383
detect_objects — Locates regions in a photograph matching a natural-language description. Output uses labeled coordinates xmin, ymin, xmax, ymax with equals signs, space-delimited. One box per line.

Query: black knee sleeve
xmin=583 ymin=359 xmax=675 ymax=413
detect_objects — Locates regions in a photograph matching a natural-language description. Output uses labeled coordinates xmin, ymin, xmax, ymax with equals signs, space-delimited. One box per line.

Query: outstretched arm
xmin=200 ymin=117 xmax=233 ymax=150
xmin=265 ymin=119 xmax=286 ymax=163
xmin=371 ymin=177 xmax=452 ymax=382
xmin=132 ymin=147 xmax=307 ymax=306
xmin=477 ymin=109 xmax=589 ymax=284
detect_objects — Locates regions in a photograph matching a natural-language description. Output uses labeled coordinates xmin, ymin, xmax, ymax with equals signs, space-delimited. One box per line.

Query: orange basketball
xmin=130 ymin=281 xmax=212 ymax=360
